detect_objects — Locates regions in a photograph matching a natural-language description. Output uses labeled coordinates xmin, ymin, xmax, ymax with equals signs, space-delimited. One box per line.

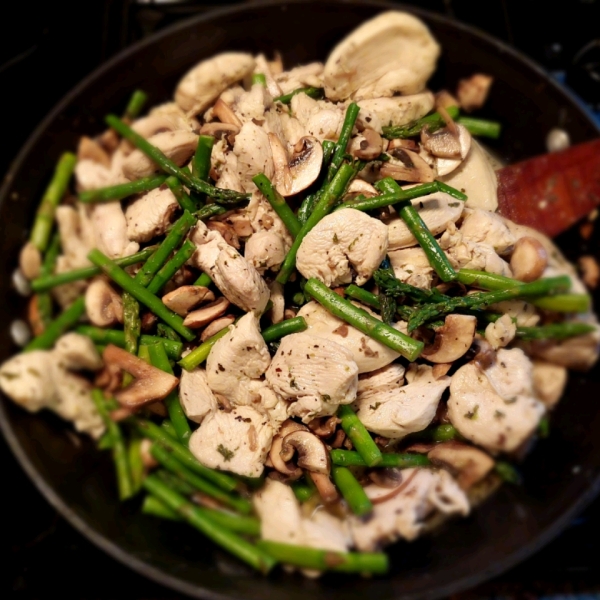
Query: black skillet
xmin=1 ymin=1 xmax=600 ymax=598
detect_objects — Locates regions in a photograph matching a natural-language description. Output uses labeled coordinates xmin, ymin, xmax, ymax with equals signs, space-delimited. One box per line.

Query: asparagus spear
xmin=36 ymin=233 xmax=62 ymax=327
xmin=273 ymin=86 xmax=324 ymax=104
xmin=261 ymin=317 xmax=307 ymax=343
xmin=78 ymin=174 xmax=167 ymax=203
xmin=30 ymin=152 xmax=77 ymax=252
xmin=146 ymin=240 xmax=196 ymax=295
xmin=516 ymin=323 xmax=596 ymax=340
xmin=457 ymin=116 xmax=501 ymax=139
xmin=105 ymin=115 xmax=249 ymax=204
xmin=124 ymin=89 xmax=148 ymax=121
xmin=251 ymin=73 xmax=267 ymax=86
xmin=252 ymin=174 xmax=302 ymax=237
xmin=328 ymin=103 xmax=360 ymax=180
xmin=192 ymin=135 xmax=214 ymax=181
xmin=143 ymin=476 xmax=276 ymax=574
xmin=337 ymin=405 xmax=382 ymax=467
xmin=195 ymin=204 xmax=227 ymax=221
xmin=331 ymin=450 xmax=430 ymax=468
xmin=382 ymin=106 xmax=460 ymax=139
xmin=194 ymin=272 xmax=212 ymax=288
xmin=332 ymin=466 xmax=373 ymax=516
xmin=166 ymin=175 xmax=197 ymax=212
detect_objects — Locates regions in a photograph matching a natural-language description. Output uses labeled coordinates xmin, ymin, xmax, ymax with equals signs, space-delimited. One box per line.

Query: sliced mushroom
xmin=77 ymin=136 xmax=111 ymax=167
xmin=428 ymin=125 xmax=472 ymax=176
xmin=380 ymin=148 xmax=435 ymax=183
xmin=427 ymin=441 xmax=494 ymax=489
xmin=309 ymin=472 xmax=339 ymax=504
xmin=387 ymin=138 xmax=419 ymax=152
xmin=213 ymin=98 xmax=243 ymax=128
xmin=349 ymin=129 xmax=383 ymax=161
xmin=183 ymin=297 xmax=230 ymax=328
xmin=200 ymin=315 xmax=236 ymax=342
xmin=345 ymin=178 xmax=379 ymax=198
xmin=269 ymin=134 xmax=323 ymax=196
xmin=19 ymin=241 xmax=42 ymax=281
xmin=457 ymin=73 xmax=493 ymax=112
xmin=421 ymin=314 xmax=477 ymax=363
xmin=280 ymin=430 xmax=330 ymax=475
xmin=308 ymin=416 xmax=340 ymax=438
xmin=85 ymin=279 xmax=124 ymax=327
xmin=161 ymin=285 xmax=215 ymax=317
xmin=269 ymin=419 xmax=309 ymax=479
xmin=510 ymin=236 xmax=548 ymax=282
xmin=199 ymin=122 xmax=240 ymax=145
xmin=103 ymin=344 xmax=179 ymax=407
xmin=421 ymin=125 xmax=464 ymax=158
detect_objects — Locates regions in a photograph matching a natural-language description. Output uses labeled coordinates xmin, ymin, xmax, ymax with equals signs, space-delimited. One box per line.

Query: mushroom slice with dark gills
xmin=280 ymin=430 xmax=331 ymax=475
xmin=348 ymin=128 xmax=384 ymax=161
xmin=269 ymin=419 xmax=309 ymax=479
xmin=427 ymin=442 xmax=495 ymax=489
xmin=296 ymin=208 xmax=388 ymax=287
xmin=421 ymin=123 xmax=471 ymax=177
xmin=265 ymin=332 xmax=359 ymax=423
xmin=421 ymin=314 xmax=477 ymax=364
xmin=379 ymin=148 xmax=435 ymax=183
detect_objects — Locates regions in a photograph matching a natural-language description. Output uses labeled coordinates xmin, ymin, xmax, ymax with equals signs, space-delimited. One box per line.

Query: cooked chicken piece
xmin=205 ymin=312 xmax=271 ymax=407
xmin=175 ymin=52 xmax=255 ymax=116
xmin=215 ymin=152 xmax=244 ymax=193
xmin=297 ymin=301 xmax=404 ymax=374
xmin=459 ymin=208 xmax=516 ymax=255
xmin=54 ymin=333 xmax=103 ymax=371
xmin=388 ymin=246 xmax=435 ymax=289
xmin=0 ymin=338 xmax=104 ymax=438
xmin=439 ymin=140 xmax=498 ymax=212
xmin=532 ymin=360 xmax=568 ymax=408
xmin=122 ymin=131 xmax=198 ymax=180
xmin=275 ymin=62 xmax=324 ymax=95
xmin=244 ymin=230 xmax=287 ymax=274
xmin=268 ymin=280 xmax=285 ymax=325
xmin=125 ymin=186 xmax=180 ymax=243
xmin=179 ymin=367 xmax=219 ymax=423
xmin=55 ymin=205 xmax=97 ymax=269
xmin=485 ymin=314 xmax=516 ymax=350
xmin=350 ymin=468 xmax=469 ymax=550
xmin=457 ymin=74 xmax=493 ymax=112
xmin=296 ymin=208 xmax=388 ymax=286
xmin=90 ymin=202 xmax=140 ymax=259
xmin=128 ymin=115 xmax=192 ymax=150
xmin=75 ymin=156 xmax=127 ymax=192
xmin=147 ymin=101 xmax=200 ymax=132
xmin=440 ymin=222 xmax=512 ymax=277
xmin=354 ymin=363 xmax=450 ymax=439
xmin=254 ymin=479 xmax=350 ymax=576
xmin=265 ymin=332 xmax=359 ymax=423
xmin=357 ymin=92 xmax=435 ymax=134
xmin=489 ymin=300 xmax=540 ymax=327
xmin=253 ymin=54 xmax=283 ymax=98
xmin=276 ymin=111 xmax=308 ymax=150
xmin=234 ymin=83 xmax=272 ymax=123
xmin=243 ymin=190 xmax=294 ymax=245
xmin=232 ymin=122 xmax=275 ymax=192
xmin=385 ymin=191 xmax=464 ymax=250
xmin=189 ymin=220 xmax=270 ymax=314
xmin=324 ymin=11 xmax=440 ymax=101
xmin=448 ymin=348 xmax=546 ymax=453
xmin=290 ymin=93 xmax=344 ymax=142
xmin=357 ymin=363 xmax=406 ymax=398
xmin=188 ymin=405 xmax=273 ymax=478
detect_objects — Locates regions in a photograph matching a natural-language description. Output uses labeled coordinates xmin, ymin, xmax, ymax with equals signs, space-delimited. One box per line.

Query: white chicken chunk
xmin=350 ymin=468 xmax=469 ymax=550
xmin=290 ymin=93 xmax=343 ymax=142
xmin=125 ymin=187 xmax=180 ymax=243
xmin=175 ymin=52 xmax=255 ymax=116
xmin=296 ymin=208 xmax=388 ymax=286
xmin=357 ymin=363 xmax=406 ymax=399
xmin=54 ymin=333 xmax=103 ymax=371
xmin=297 ymin=301 xmax=403 ymax=373
xmin=232 ymin=122 xmax=274 ymax=193
xmin=323 ymin=11 xmax=440 ymax=100
xmin=275 ymin=62 xmax=324 ymax=95
xmin=531 ymin=361 xmax=568 ymax=408
xmin=485 ymin=314 xmax=517 ymax=350
xmin=90 ymin=202 xmax=140 ymax=259
xmin=205 ymin=312 xmax=271 ymax=407
xmin=386 ymin=191 xmax=464 ymax=250
xmin=357 ymin=92 xmax=434 ymax=134
xmin=55 ymin=205 xmax=96 ymax=269
xmin=265 ymin=332 xmax=359 ymax=423
xmin=244 ymin=230 xmax=287 ymax=274
xmin=189 ymin=220 xmax=270 ymax=314
xmin=448 ymin=348 xmax=546 ymax=453
xmin=459 ymin=208 xmax=516 ymax=255
xmin=354 ymin=363 xmax=450 ymax=439
xmin=188 ymin=405 xmax=273 ymax=478
xmin=179 ymin=367 xmax=219 ymax=423
xmin=388 ymin=246 xmax=435 ymax=289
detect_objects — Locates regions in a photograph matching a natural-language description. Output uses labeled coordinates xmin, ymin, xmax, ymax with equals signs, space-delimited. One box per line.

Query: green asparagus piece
xmin=142 ymin=494 xmax=181 ymax=521
xmin=78 ymin=174 xmax=167 ymax=203
xmin=332 ymin=466 xmax=373 ymax=516
xmin=262 ymin=317 xmax=307 ymax=343
xmin=91 ymin=389 xmax=134 ymax=500
xmin=178 ymin=324 xmax=232 ymax=371
xmin=128 ymin=438 xmax=145 ymax=493
xmin=75 ymin=326 xmax=182 ymax=359
xmin=31 ymin=246 xmax=158 ymax=292
xmin=160 ymin=420 xmax=179 ymax=440
xmin=88 ymin=249 xmax=195 ymax=341
xmin=516 ymin=323 xmax=596 ymax=340
xmin=124 ymin=89 xmax=148 ymax=121
xmin=273 ymin=86 xmax=324 ymax=104
xmin=297 ymin=192 xmax=320 ymax=225
xmin=257 ymin=540 xmax=387 ymax=574
xmin=434 ymin=181 xmax=468 ymax=200
xmin=122 ymin=292 xmax=141 ymax=354
xmin=494 ymin=461 xmax=521 ymax=484
xmin=322 ymin=140 xmax=336 ymax=166
xmin=146 ymin=240 xmax=196 ymax=295
xmin=337 ymin=404 xmax=382 ymax=467
xmin=143 ymin=475 xmax=276 ymax=573
xmin=252 ymin=73 xmax=267 ymax=86
xmin=192 ymin=135 xmax=214 ymax=182
xmin=431 ymin=423 xmax=460 ymax=442
xmin=136 ymin=420 xmax=239 ymax=492
xmin=456 ymin=269 xmax=590 ymax=313
xmin=24 ymin=297 xmax=85 ymax=351
xmin=538 ymin=415 xmax=550 ymax=438
xmin=105 ymin=115 xmax=249 ymax=204
xmin=252 ymin=173 xmax=302 ymax=237
xmin=194 ymin=272 xmax=212 ymax=287
xmin=328 ymin=103 xmax=360 ymax=180
xmin=345 ymin=283 xmax=416 ymax=322
xmin=157 ymin=323 xmax=182 ymax=343
xmin=457 ymin=116 xmax=501 ymax=139
xmin=166 ymin=175 xmax=197 ymax=212
xmin=376 ymin=178 xmax=456 ymax=282
xmin=147 ymin=342 xmax=191 ymax=442
xmin=330 ymin=450 xmax=431 ymax=468
xmin=408 ymin=275 xmax=572 ymax=332
xmin=30 ymin=152 xmax=77 ymax=252
xmin=195 ymin=204 xmax=227 ymax=220
xmin=291 ymin=480 xmax=316 ymax=503
xmin=277 ymin=163 xmax=357 ymax=284
xmin=37 ymin=233 xmax=62 ymax=326
xmin=382 ymin=106 xmax=460 ymax=139
xmin=156 ymin=468 xmax=196 ymax=495
xmin=305 ymin=278 xmax=424 ymax=361
xmin=150 ymin=444 xmax=252 ymax=514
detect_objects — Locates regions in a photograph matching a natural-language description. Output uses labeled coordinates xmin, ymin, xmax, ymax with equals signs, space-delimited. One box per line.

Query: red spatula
xmin=496 ymin=137 xmax=600 ymax=237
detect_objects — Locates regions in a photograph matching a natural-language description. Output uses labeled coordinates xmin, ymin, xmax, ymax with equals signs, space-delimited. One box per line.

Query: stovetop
xmin=2 ymin=1 xmax=600 ymax=598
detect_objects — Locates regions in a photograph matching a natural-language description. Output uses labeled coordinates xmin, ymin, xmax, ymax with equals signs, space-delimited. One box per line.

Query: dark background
xmin=2 ymin=1 xmax=600 ymax=598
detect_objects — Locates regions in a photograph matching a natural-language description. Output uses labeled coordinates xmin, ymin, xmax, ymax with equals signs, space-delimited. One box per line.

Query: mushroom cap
xmin=427 ymin=441 xmax=495 ymax=489
xmin=421 ymin=314 xmax=477 ymax=364
xmin=280 ymin=430 xmax=331 ymax=475
xmin=269 ymin=419 xmax=308 ymax=478
xmin=85 ymin=278 xmax=124 ymax=327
